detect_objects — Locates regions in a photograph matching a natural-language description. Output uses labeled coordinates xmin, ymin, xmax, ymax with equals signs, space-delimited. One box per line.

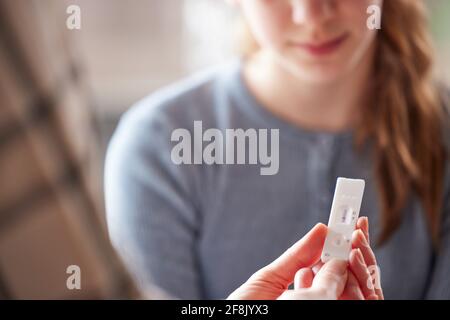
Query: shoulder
xmin=118 ymin=59 xmax=241 ymax=134
xmin=106 ymin=60 xmax=241 ymax=167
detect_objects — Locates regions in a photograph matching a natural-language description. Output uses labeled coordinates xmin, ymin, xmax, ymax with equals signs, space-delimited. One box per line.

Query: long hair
xmin=236 ymin=0 xmax=448 ymax=248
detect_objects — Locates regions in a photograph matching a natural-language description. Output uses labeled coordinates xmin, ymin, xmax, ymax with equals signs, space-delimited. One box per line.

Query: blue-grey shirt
xmin=104 ymin=59 xmax=450 ymax=300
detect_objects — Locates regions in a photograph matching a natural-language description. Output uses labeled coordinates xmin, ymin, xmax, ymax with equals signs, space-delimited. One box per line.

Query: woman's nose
xmin=290 ymin=0 xmax=334 ymax=26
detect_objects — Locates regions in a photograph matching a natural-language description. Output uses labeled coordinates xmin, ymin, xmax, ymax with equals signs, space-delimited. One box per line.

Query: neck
xmin=243 ymin=48 xmax=374 ymax=133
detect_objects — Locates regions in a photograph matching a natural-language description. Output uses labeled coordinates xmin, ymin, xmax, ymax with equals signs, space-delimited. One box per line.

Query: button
xmin=319 ymin=136 xmax=336 ymax=151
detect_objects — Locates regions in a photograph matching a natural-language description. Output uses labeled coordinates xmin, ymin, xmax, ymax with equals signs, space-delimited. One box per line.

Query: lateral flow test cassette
xmin=321 ymin=177 xmax=365 ymax=263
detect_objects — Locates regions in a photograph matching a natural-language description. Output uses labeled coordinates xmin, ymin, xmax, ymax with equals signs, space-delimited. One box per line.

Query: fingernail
xmin=364 ymin=217 xmax=369 ymax=229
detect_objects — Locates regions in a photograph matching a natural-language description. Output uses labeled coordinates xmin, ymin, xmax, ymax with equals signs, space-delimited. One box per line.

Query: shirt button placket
xmin=316 ymin=135 xmax=336 ymax=223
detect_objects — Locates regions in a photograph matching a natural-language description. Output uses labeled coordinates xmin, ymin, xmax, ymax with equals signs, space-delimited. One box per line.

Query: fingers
xmin=356 ymin=216 xmax=370 ymax=245
xmin=294 ymin=268 xmax=314 ymax=289
xmin=352 ymin=229 xmax=384 ymax=300
xmin=352 ymin=229 xmax=376 ymax=271
xmin=355 ymin=216 xmax=384 ymax=299
xmin=296 ymin=262 xmax=365 ymax=300
xmin=341 ymin=271 xmax=365 ymax=300
xmin=277 ymin=287 xmax=332 ymax=300
xmin=311 ymin=259 xmax=348 ymax=299
xmin=294 ymin=260 xmax=375 ymax=300
xmin=255 ymin=223 xmax=328 ymax=289
xmin=310 ymin=254 xmax=374 ymax=300
xmin=349 ymin=248 xmax=378 ymax=300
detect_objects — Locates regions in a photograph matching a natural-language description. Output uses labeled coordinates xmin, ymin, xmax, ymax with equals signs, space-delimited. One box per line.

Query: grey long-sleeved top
xmin=105 ymin=59 xmax=450 ymax=300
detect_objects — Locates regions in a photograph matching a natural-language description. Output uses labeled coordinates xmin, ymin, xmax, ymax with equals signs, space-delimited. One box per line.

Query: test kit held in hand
xmin=321 ymin=177 xmax=365 ymax=263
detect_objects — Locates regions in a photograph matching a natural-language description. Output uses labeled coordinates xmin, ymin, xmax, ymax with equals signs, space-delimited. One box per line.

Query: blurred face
xmin=238 ymin=0 xmax=383 ymax=84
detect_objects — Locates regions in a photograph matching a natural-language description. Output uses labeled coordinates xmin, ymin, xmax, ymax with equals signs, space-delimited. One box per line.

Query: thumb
xmin=252 ymin=223 xmax=327 ymax=290
xmin=311 ymin=259 xmax=348 ymax=299
xmin=228 ymin=223 xmax=328 ymax=300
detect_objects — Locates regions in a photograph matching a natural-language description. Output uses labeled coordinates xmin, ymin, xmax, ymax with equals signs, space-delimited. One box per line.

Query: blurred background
xmin=0 ymin=0 xmax=448 ymax=299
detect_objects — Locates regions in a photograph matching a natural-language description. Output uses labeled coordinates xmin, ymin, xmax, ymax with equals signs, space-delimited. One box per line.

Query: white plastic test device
xmin=321 ymin=177 xmax=365 ymax=263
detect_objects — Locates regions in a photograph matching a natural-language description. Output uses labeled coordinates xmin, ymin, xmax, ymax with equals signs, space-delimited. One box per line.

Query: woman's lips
xmin=292 ymin=33 xmax=349 ymax=56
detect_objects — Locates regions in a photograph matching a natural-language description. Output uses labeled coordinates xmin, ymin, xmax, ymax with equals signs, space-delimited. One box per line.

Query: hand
xmin=352 ymin=216 xmax=384 ymax=299
xmin=279 ymin=258 xmax=348 ymax=300
xmin=295 ymin=217 xmax=384 ymax=300
xmin=227 ymin=218 xmax=383 ymax=300
xmin=227 ymin=223 xmax=352 ymax=300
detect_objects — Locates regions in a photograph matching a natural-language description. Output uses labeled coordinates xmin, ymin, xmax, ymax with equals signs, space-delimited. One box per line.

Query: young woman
xmin=105 ymin=0 xmax=449 ymax=299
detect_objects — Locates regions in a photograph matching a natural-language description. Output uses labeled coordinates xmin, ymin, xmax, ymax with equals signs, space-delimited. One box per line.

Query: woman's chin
xmin=286 ymin=62 xmax=348 ymax=86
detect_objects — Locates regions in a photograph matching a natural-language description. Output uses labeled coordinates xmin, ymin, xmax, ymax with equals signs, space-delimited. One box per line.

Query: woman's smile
xmin=288 ymin=32 xmax=350 ymax=56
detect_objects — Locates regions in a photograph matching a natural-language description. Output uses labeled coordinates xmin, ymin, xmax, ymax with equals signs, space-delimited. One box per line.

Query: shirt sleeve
xmin=104 ymin=102 xmax=203 ymax=299
xmin=424 ymin=158 xmax=450 ymax=299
